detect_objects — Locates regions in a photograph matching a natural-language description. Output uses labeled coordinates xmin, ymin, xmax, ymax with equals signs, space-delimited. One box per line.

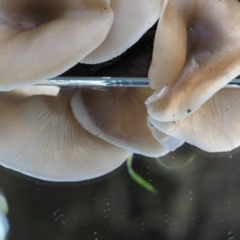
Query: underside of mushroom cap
xmin=0 ymin=0 xmax=113 ymax=90
xmin=0 ymin=89 xmax=130 ymax=182
xmin=71 ymin=88 xmax=169 ymax=157
xmin=147 ymin=0 xmax=240 ymax=122
xmin=82 ymin=0 xmax=162 ymax=64
xmin=148 ymin=88 xmax=240 ymax=152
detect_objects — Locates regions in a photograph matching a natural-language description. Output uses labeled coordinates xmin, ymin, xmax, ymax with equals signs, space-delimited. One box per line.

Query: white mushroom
xmin=82 ymin=0 xmax=162 ymax=64
xmin=148 ymin=87 xmax=240 ymax=152
xmin=12 ymin=86 xmax=60 ymax=96
xmin=71 ymin=87 xmax=179 ymax=157
xmin=0 ymin=0 xmax=113 ymax=90
xmin=0 ymin=89 xmax=130 ymax=181
xmin=147 ymin=119 xmax=184 ymax=152
xmin=147 ymin=0 xmax=240 ymax=122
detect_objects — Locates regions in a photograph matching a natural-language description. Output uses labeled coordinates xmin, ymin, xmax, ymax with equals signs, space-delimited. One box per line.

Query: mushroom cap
xmin=0 ymin=89 xmax=130 ymax=182
xmin=148 ymin=0 xmax=187 ymax=90
xmin=147 ymin=0 xmax=240 ymax=122
xmin=148 ymin=88 xmax=240 ymax=152
xmin=82 ymin=0 xmax=161 ymax=64
xmin=71 ymin=87 xmax=169 ymax=157
xmin=12 ymin=86 xmax=60 ymax=96
xmin=147 ymin=118 xmax=184 ymax=152
xmin=0 ymin=0 xmax=113 ymax=90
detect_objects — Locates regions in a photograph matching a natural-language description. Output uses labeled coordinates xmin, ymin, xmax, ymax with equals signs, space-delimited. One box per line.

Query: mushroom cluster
xmin=146 ymin=0 xmax=240 ymax=152
xmin=0 ymin=0 xmax=239 ymax=181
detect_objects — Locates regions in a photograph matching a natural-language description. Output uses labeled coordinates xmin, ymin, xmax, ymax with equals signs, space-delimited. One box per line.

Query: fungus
xmin=82 ymin=0 xmax=161 ymax=64
xmin=0 ymin=89 xmax=130 ymax=181
xmin=147 ymin=118 xmax=184 ymax=152
xmin=0 ymin=0 xmax=113 ymax=90
xmin=148 ymin=88 xmax=240 ymax=152
xmin=70 ymin=87 xmax=179 ymax=157
xmin=147 ymin=0 xmax=240 ymax=122
xmin=12 ymin=86 xmax=60 ymax=96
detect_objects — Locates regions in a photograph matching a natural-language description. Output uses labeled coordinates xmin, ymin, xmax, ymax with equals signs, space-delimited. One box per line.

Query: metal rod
xmin=35 ymin=77 xmax=240 ymax=88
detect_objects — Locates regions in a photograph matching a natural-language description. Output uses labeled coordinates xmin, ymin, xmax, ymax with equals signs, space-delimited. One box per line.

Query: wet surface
xmin=1 ymin=144 xmax=240 ymax=240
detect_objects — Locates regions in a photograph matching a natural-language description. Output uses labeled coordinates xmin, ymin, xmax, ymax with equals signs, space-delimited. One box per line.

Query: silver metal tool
xmin=36 ymin=77 xmax=240 ymax=88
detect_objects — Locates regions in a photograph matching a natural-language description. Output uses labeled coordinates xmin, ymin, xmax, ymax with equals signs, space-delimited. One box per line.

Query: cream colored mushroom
xmin=70 ymin=87 xmax=183 ymax=157
xmin=147 ymin=118 xmax=184 ymax=152
xmin=0 ymin=0 xmax=113 ymax=90
xmin=82 ymin=0 xmax=161 ymax=64
xmin=12 ymin=86 xmax=60 ymax=96
xmin=0 ymin=89 xmax=130 ymax=181
xmin=147 ymin=0 xmax=240 ymax=122
xmin=148 ymin=87 xmax=240 ymax=152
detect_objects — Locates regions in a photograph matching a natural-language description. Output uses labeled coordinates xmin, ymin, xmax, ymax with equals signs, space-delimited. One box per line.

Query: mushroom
xmin=71 ymin=87 xmax=183 ymax=157
xmin=0 ymin=0 xmax=113 ymax=90
xmin=12 ymin=86 xmax=60 ymax=96
xmin=82 ymin=0 xmax=161 ymax=64
xmin=148 ymin=87 xmax=240 ymax=152
xmin=146 ymin=0 xmax=240 ymax=122
xmin=0 ymin=89 xmax=130 ymax=181
xmin=147 ymin=118 xmax=184 ymax=152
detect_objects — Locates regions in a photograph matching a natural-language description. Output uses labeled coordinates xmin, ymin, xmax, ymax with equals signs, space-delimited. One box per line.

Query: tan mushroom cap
xmin=12 ymin=86 xmax=60 ymax=96
xmin=147 ymin=0 xmax=240 ymax=122
xmin=0 ymin=89 xmax=130 ymax=182
xmin=82 ymin=0 xmax=162 ymax=64
xmin=148 ymin=88 xmax=240 ymax=152
xmin=71 ymin=88 xmax=169 ymax=157
xmin=148 ymin=0 xmax=187 ymax=90
xmin=147 ymin=118 xmax=184 ymax=151
xmin=0 ymin=0 xmax=113 ymax=90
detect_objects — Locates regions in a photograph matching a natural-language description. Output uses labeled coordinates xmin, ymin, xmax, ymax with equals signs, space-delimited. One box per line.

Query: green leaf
xmin=127 ymin=155 xmax=158 ymax=195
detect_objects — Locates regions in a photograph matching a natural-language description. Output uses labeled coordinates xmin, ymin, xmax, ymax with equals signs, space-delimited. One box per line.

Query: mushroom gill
xmin=0 ymin=0 xmax=113 ymax=90
xmin=148 ymin=88 xmax=240 ymax=152
xmin=146 ymin=0 xmax=240 ymax=122
xmin=82 ymin=0 xmax=162 ymax=64
xmin=0 ymin=89 xmax=130 ymax=181
xmin=71 ymin=87 xmax=183 ymax=157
